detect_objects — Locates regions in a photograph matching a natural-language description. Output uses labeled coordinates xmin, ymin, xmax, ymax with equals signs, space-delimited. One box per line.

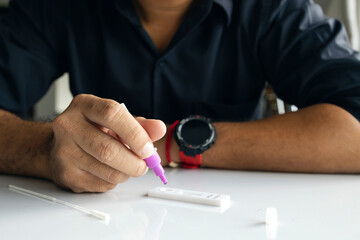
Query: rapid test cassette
xmin=148 ymin=186 xmax=230 ymax=207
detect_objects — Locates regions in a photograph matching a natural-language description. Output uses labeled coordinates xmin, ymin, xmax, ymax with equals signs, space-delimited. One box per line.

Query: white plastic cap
xmin=266 ymin=207 xmax=278 ymax=239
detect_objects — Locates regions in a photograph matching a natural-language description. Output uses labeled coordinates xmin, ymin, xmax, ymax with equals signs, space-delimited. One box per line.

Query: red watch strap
xmin=179 ymin=151 xmax=202 ymax=168
xmin=166 ymin=120 xmax=180 ymax=164
xmin=166 ymin=120 xmax=203 ymax=168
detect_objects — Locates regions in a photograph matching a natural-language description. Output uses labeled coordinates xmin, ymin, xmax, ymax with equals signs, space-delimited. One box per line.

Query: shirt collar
xmin=114 ymin=0 xmax=233 ymax=27
xmin=213 ymin=0 xmax=233 ymax=26
xmin=114 ymin=0 xmax=142 ymax=27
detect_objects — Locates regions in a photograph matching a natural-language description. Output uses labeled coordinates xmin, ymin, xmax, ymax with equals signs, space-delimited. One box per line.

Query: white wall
xmin=34 ymin=74 xmax=73 ymax=120
xmin=316 ymin=0 xmax=360 ymax=50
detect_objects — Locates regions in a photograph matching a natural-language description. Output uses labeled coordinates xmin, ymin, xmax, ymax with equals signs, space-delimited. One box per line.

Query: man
xmin=0 ymin=0 xmax=359 ymax=193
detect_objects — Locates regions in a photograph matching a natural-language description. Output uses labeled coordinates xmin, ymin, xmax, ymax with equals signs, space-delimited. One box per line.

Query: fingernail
xmin=121 ymin=103 xmax=128 ymax=111
xmin=140 ymin=142 xmax=154 ymax=158
xmin=141 ymin=167 xmax=149 ymax=176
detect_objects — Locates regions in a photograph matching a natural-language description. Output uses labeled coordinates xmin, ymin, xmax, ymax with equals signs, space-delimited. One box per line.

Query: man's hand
xmin=49 ymin=94 xmax=166 ymax=192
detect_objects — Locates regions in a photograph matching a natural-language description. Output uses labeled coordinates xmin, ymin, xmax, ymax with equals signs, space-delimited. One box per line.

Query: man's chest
xmin=65 ymin=2 xmax=266 ymax=121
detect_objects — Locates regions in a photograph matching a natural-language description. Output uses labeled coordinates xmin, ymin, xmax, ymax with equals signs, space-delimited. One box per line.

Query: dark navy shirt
xmin=1 ymin=0 xmax=360 ymax=123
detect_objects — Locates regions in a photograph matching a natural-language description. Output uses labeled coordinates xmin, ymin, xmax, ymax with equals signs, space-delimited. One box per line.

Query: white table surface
xmin=1 ymin=168 xmax=360 ymax=240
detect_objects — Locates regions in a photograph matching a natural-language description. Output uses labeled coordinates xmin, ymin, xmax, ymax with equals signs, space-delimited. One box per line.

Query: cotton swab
xmin=8 ymin=185 xmax=110 ymax=221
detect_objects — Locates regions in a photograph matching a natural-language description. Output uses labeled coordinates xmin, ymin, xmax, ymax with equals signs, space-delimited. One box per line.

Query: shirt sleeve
xmin=0 ymin=0 xmax=65 ymax=118
xmin=259 ymin=0 xmax=360 ymax=121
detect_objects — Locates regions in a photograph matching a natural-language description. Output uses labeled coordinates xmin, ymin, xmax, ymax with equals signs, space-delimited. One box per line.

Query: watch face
xmin=175 ymin=115 xmax=216 ymax=156
xmin=181 ymin=119 xmax=212 ymax=146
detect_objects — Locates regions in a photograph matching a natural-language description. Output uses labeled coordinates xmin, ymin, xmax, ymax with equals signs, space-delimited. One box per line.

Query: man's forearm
xmin=168 ymin=104 xmax=360 ymax=173
xmin=0 ymin=110 xmax=53 ymax=178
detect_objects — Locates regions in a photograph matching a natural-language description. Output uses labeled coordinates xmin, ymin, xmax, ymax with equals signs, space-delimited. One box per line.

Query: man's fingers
xmin=70 ymin=171 xmax=118 ymax=193
xmin=72 ymin=120 xmax=148 ymax=177
xmin=78 ymin=148 xmax=131 ymax=184
xmin=75 ymin=94 xmax=154 ymax=158
xmin=136 ymin=117 xmax=167 ymax=142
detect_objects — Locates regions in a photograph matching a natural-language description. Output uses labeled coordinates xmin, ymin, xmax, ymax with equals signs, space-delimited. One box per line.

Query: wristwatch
xmin=174 ymin=115 xmax=216 ymax=168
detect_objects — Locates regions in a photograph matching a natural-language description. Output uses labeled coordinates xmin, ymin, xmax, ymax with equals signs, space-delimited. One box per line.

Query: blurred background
xmin=0 ymin=0 xmax=360 ymax=119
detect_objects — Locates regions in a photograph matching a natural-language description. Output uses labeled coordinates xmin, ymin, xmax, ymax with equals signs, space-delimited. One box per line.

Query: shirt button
xmin=158 ymin=60 xmax=164 ymax=67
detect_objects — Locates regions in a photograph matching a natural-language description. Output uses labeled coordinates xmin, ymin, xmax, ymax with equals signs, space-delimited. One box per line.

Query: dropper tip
xmin=159 ymin=175 xmax=167 ymax=185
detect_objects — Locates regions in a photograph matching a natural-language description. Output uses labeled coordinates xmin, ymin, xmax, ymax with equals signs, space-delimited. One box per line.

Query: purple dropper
xmin=143 ymin=148 xmax=167 ymax=184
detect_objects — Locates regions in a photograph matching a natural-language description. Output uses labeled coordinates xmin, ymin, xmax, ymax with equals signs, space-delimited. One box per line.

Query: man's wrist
xmin=0 ymin=110 xmax=55 ymax=180
xmin=169 ymin=131 xmax=180 ymax=165
xmin=31 ymin=122 xmax=54 ymax=180
xmin=158 ymin=124 xmax=180 ymax=166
